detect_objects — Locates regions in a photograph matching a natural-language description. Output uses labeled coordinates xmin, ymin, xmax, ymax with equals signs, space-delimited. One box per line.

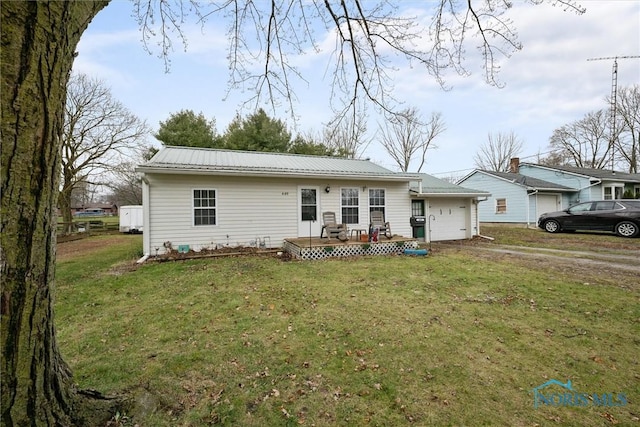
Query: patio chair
xmin=321 ymin=211 xmax=348 ymax=240
xmin=370 ymin=211 xmax=392 ymax=239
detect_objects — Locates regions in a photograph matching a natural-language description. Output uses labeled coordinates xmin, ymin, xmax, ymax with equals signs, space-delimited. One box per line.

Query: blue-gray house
xmin=457 ymin=169 xmax=576 ymax=226
xmin=518 ymin=163 xmax=640 ymax=202
xmin=458 ymin=158 xmax=640 ymax=226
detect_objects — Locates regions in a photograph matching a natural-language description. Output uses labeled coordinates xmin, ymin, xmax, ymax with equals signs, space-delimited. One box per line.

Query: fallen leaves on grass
xmin=600 ymin=412 xmax=618 ymax=424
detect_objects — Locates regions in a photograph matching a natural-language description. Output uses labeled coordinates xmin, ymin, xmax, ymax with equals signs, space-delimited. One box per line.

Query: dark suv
xmin=538 ymin=200 xmax=640 ymax=238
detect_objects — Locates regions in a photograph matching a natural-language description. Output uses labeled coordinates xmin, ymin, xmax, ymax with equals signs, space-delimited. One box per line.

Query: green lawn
xmin=55 ymin=235 xmax=639 ymax=426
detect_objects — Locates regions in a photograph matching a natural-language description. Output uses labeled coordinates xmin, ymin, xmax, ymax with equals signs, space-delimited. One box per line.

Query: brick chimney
xmin=509 ymin=157 xmax=520 ymax=174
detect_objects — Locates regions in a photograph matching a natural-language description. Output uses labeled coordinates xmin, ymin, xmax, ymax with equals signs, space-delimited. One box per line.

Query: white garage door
xmin=537 ymin=194 xmax=560 ymax=217
xmin=428 ymin=198 xmax=469 ymax=241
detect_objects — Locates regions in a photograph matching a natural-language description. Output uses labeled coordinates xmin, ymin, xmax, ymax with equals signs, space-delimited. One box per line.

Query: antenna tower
xmin=586 ymin=55 xmax=640 ymax=170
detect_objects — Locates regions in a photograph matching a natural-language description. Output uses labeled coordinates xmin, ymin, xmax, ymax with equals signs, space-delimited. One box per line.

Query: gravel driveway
xmin=471 ymin=245 xmax=640 ymax=274
xmin=433 ymin=228 xmax=640 ymax=287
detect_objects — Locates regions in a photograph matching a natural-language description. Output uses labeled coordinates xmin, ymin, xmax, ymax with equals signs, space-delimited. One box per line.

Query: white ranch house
xmin=136 ymin=147 xmax=489 ymax=256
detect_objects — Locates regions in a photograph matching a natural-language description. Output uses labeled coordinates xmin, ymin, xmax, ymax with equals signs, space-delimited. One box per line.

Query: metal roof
xmin=409 ymin=173 xmax=490 ymax=197
xmin=480 ymin=170 xmax=576 ymax=191
xmin=137 ymin=146 xmax=414 ymax=180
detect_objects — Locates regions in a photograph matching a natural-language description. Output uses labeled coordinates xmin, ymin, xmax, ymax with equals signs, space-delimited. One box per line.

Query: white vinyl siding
xmin=143 ymin=175 xmax=413 ymax=254
xmin=145 ymin=175 xmax=299 ymax=254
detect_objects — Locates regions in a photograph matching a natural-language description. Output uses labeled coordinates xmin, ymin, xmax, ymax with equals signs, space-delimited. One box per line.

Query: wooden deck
xmin=283 ymin=234 xmax=418 ymax=260
xmin=285 ymin=234 xmax=409 ymax=248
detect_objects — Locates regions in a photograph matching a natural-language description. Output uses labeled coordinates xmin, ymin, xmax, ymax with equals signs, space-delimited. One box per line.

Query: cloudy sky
xmin=74 ymin=0 xmax=639 ymax=178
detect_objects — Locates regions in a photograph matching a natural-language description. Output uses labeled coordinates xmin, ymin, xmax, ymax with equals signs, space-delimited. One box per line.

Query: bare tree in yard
xmin=59 ymin=74 xmax=149 ymax=232
xmin=538 ymin=149 xmax=570 ymax=166
xmin=323 ymin=106 xmax=372 ymax=158
xmin=105 ymin=162 xmax=144 ymax=207
xmin=614 ymin=85 xmax=640 ymax=173
xmin=474 ymin=131 xmax=524 ymax=172
xmin=379 ymin=108 xmax=445 ymax=172
xmin=547 ymin=109 xmax=611 ymax=169
xmin=0 ymin=1 xmax=585 ymax=424
xmin=105 ymin=146 xmax=158 ymax=206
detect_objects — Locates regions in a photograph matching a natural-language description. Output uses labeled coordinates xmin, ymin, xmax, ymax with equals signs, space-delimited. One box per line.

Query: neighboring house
xmin=517 ymin=163 xmax=640 ymax=203
xmin=136 ymin=146 xmax=489 ymax=256
xmin=457 ymin=169 xmax=576 ymax=226
xmin=409 ymin=174 xmax=490 ymax=241
xmin=69 ymin=203 xmax=118 ymax=216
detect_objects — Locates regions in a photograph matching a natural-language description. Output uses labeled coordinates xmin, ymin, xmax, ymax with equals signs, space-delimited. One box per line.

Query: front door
xmin=298 ymin=186 xmax=322 ymax=237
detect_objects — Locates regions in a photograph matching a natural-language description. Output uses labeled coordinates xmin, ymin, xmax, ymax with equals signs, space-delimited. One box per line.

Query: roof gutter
xmin=528 ymin=187 xmax=578 ymax=192
xmin=413 ymin=192 xmax=491 ymax=198
xmin=135 ymin=166 xmax=418 ymax=182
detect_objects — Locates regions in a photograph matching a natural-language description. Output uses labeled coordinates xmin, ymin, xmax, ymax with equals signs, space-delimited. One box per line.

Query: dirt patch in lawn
xmin=155 ymin=245 xmax=279 ymax=261
xmin=56 ymin=234 xmax=279 ymax=264
xmin=56 ymin=234 xmax=137 ymax=262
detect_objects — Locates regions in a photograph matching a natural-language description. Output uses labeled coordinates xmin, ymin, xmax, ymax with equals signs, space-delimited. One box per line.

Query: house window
xmin=496 ymin=198 xmax=507 ymax=214
xmin=193 ymin=189 xmax=216 ymax=226
xmin=634 ymin=186 xmax=640 ymax=199
xmin=603 ymin=185 xmax=624 ymax=200
xmin=369 ymin=188 xmax=386 ymax=216
xmin=341 ymin=188 xmax=359 ymax=224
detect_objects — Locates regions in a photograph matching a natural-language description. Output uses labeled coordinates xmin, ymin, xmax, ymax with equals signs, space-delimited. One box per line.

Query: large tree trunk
xmin=1 ymin=2 xmax=111 ymax=425
xmin=59 ymin=176 xmax=75 ymax=234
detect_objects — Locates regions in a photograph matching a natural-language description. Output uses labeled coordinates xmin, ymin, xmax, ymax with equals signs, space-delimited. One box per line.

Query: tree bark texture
xmin=1 ymin=1 xmax=109 ymax=425
xmin=59 ymin=176 xmax=74 ymax=234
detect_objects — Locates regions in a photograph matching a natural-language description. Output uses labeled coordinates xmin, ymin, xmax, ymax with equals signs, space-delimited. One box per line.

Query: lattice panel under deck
xmin=283 ymin=240 xmax=418 ymax=260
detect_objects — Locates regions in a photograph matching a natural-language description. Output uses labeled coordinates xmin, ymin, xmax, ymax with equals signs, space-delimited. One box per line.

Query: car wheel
xmin=615 ymin=221 xmax=639 ymax=238
xmin=543 ymin=219 xmax=561 ymax=233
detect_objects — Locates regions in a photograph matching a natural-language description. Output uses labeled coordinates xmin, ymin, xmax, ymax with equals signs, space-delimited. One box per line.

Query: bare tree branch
xmin=323 ymin=104 xmax=372 ymax=158
xmin=546 ymin=110 xmax=610 ymax=169
xmin=611 ymin=84 xmax=640 ymax=173
xmin=379 ymin=108 xmax=445 ymax=172
xmin=132 ymin=0 xmax=585 ymax=122
xmin=474 ymin=130 xmax=524 ymax=171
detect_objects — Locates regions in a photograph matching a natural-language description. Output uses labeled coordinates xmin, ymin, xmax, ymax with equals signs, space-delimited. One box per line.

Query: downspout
xmin=584 ymin=179 xmax=602 ymax=201
xmin=568 ymin=177 xmax=601 ymax=203
xmin=140 ymin=173 xmax=151 ymax=259
xmin=527 ymin=190 xmax=538 ymax=228
xmin=475 ymin=197 xmax=488 ymax=236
